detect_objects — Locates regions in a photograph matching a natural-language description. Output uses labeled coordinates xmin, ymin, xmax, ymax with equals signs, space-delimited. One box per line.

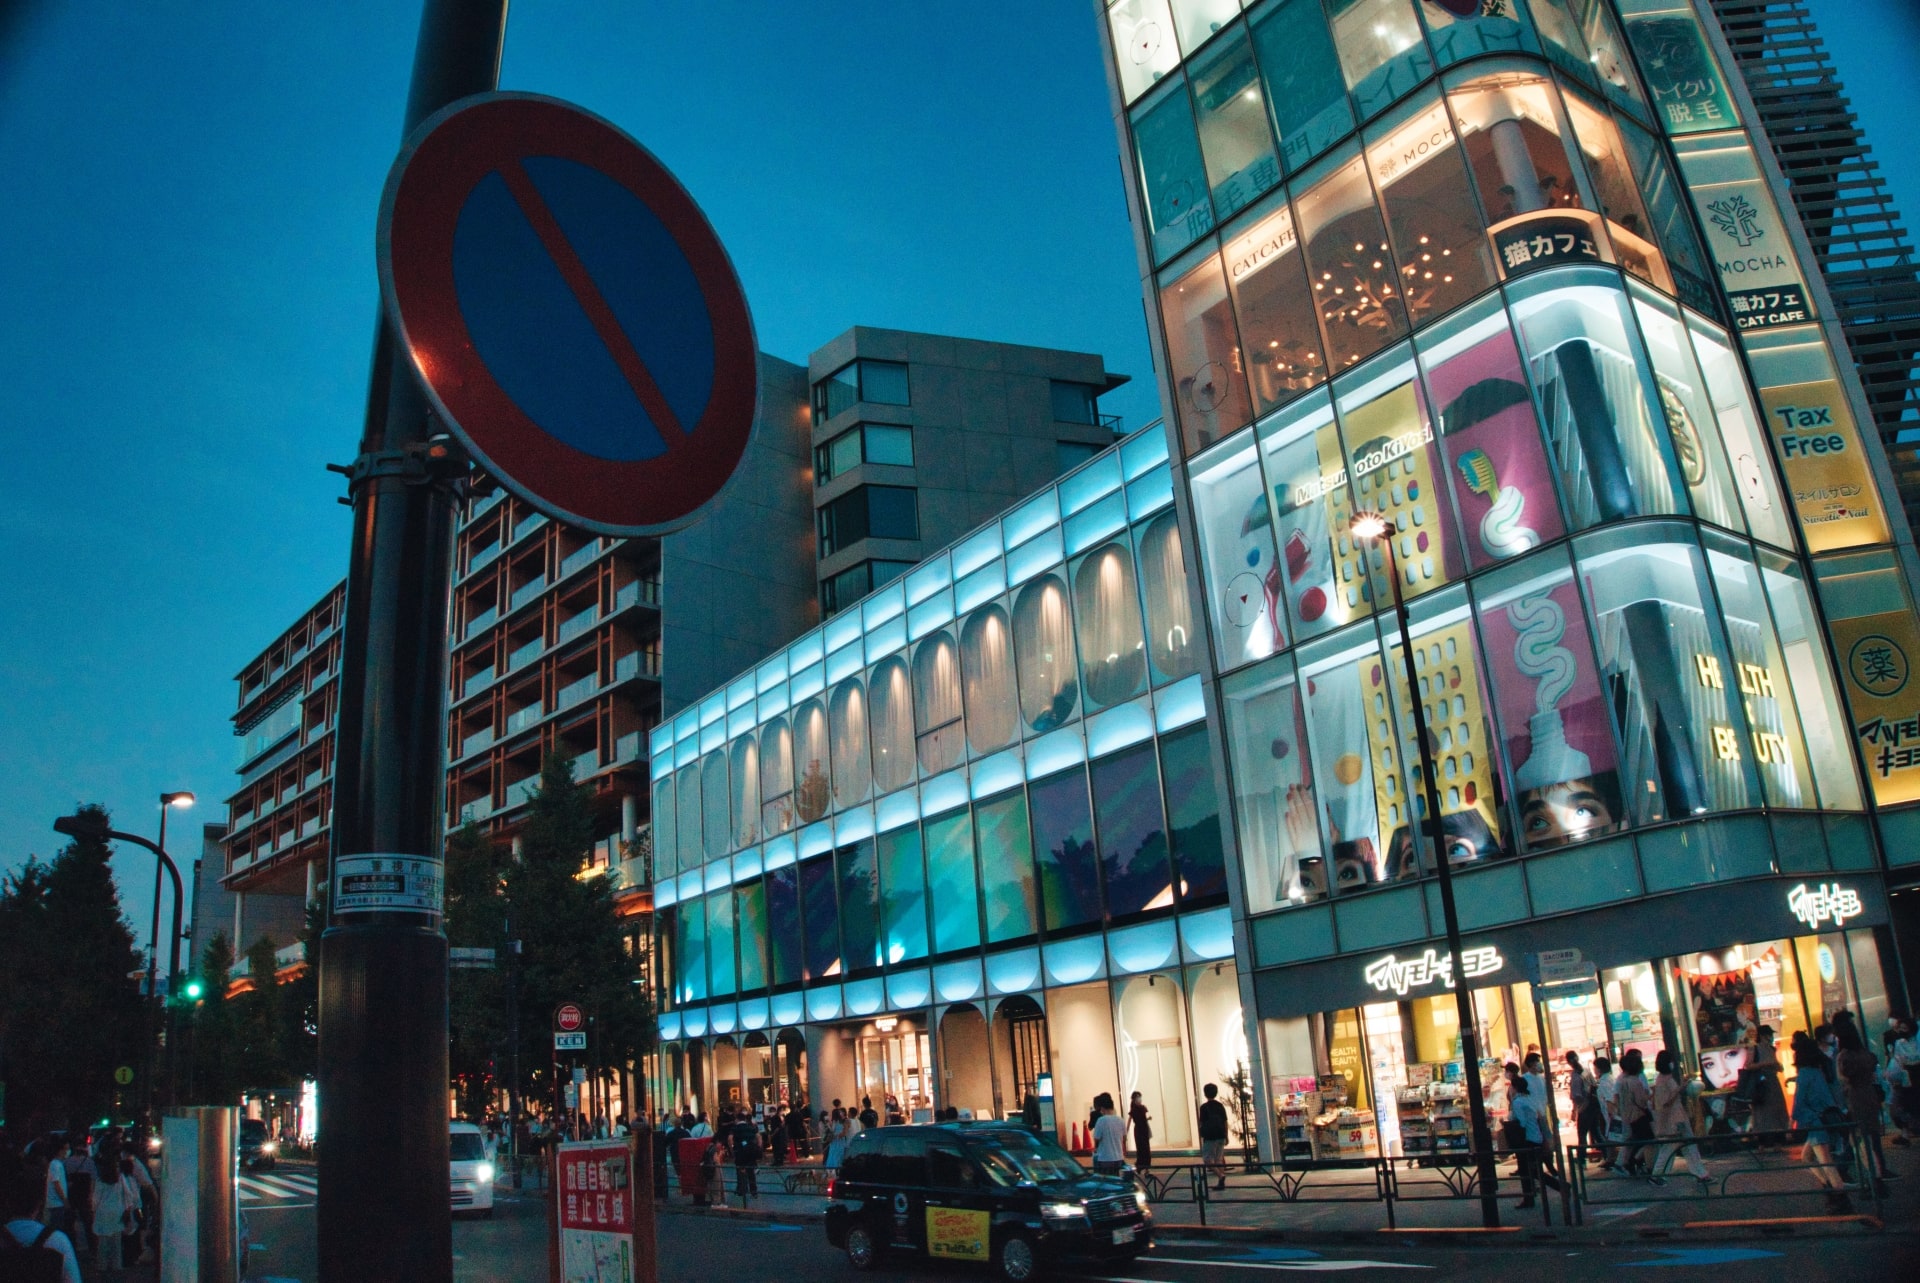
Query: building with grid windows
xmin=644 ymin=0 xmax=1920 ymax=1173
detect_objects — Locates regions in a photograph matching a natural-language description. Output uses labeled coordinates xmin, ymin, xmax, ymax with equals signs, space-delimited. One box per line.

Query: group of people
xmin=1087 ymin=1084 xmax=1237 ymax=1188
xmin=2 ymin=1125 xmax=157 ymax=1281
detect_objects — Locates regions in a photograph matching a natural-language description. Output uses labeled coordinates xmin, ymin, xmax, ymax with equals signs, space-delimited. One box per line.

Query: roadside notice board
xmin=553 ymin=1138 xmax=650 ymax=1283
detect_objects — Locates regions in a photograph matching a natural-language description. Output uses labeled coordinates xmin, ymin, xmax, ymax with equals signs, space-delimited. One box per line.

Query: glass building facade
xmin=647 ymin=0 xmax=1918 ymax=1162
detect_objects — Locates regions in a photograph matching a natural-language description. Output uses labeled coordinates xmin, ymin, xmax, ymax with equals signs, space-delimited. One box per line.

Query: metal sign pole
xmin=316 ymin=4 xmax=507 ymax=1281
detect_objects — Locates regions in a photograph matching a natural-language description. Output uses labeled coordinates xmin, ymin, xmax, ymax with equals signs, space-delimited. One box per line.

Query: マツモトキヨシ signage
xmin=1362 ymin=946 xmax=1504 ymax=997
xmin=1787 ymin=882 xmax=1864 ymax=931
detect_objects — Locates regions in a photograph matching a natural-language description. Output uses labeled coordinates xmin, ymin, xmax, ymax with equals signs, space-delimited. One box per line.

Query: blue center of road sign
xmin=452 ymin=155 xmax=715 ymax=463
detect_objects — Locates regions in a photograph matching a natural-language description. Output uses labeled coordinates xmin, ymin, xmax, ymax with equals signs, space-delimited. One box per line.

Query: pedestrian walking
xmin=1791 ymin=1040 xmax=1854 ymax=1214
xmin=1091 ymin=1094 xmax=1127 ymax=1176
xmin=1509 ymin=1077 xmax=1563 ymax=1210
xmin=787 ymin=1102 xmax=811 ymax=1160
xmin=1128 ymin=1092 xmax=1153 ymax=1173
xmin=824 ymin=1109 xmax=849 ymax=1170
xmin=1649 ymin=1050 xmax=1710 ymax=1190
xmin=1615 ymin=1050 xmax=1656 ymax=1178
xmin=726 ymin=1109 xmax=760 ymax=1206
xmin=1883 ymin=1016 xmax=1918 ymax=1144
xmin=58 ymin=1140 xmax=93 ymax=1256
xmin=1834 ymin=1015 xmax=1891 ymax=1194
xmin=1198 ymin=1084 xmax=1230 ymax=1190
xmin=87 ymin=1144 xmax=136 ymax=1275
xmin=36 ymin=1138 xmax=70 ymax=1243
xmin=1747 ymin=1026 xmax=1789 ymax=1138
xmin=1566 ymin=1052 xmax=1600 ymax=1167
xmin=2 ymin=1150 xmax=83 ymax=1283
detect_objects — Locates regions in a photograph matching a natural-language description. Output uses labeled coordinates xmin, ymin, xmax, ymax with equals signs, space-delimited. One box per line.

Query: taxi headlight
xmin=260 ymin=1141 xmax=277 ymax=1154
xmin=1134 ymin=1189 xmax=1150 ymax=1212
xmin=477 ymin=1162 xmax=496 ymax=1183
xmin=1041 ymin=1201 xmax=1086 ymax=1220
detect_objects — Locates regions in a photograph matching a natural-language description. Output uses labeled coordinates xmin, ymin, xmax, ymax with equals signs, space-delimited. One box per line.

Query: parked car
xmin=451 ymin=1122 xmax=496 ymax=1217
xmin=239 ymin=1118 xmax=277 ymax=1172
xmin=824 ymin=1122 xmax=1150 ymax=1281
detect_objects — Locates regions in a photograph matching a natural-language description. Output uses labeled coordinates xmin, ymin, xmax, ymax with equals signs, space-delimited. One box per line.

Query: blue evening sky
xmin=1 ymin=2 xmax=1914 ymax=967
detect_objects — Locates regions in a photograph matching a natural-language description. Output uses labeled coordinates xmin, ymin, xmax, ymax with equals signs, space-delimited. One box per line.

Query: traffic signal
xmin=181 ymin=978 xmax=205 ymax=1002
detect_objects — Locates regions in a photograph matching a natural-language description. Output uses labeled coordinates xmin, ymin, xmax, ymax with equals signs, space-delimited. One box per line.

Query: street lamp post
xmin=151 ymin=792 xmax=195 ymax=1114
xmin=1349 ymin=510 xmax=1502 ymax=1228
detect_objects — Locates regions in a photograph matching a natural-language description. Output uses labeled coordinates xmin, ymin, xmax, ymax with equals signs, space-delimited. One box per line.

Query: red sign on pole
xmin=553 ymin=1139 xmax=646 ymax=1283
xmin=554 ymin=1003 xmax=585 ymax=1032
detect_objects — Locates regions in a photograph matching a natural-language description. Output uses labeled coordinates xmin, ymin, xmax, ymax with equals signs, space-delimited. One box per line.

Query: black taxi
xmin=823 ymin=1122 xmax=1151 ymax=1281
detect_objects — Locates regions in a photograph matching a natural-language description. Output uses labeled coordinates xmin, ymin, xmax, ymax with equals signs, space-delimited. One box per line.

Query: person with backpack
xmin=2 ymin=1150 xmax=82 ymax=1283
xmin=726 ymin=1108 xmax=760 ymax=1206
xmin=1198 ymin=1084 xmax=1230 ymax=1190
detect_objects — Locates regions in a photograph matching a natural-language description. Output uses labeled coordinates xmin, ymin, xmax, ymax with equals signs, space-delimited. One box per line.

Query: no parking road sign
xmin=379 ymin=93 xmax=758 ymax=536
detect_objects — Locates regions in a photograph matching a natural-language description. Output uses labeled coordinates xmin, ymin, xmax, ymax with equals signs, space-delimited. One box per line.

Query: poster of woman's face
xmin=1700 ymin=1045 xmax=1749 ymax=1091
xmin=1688 ymin=966 xmax=1758 ymax=1055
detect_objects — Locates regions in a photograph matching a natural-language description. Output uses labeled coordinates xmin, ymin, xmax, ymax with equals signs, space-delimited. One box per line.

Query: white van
xmin=450 ymin=1121 xmax=496 ymax=1217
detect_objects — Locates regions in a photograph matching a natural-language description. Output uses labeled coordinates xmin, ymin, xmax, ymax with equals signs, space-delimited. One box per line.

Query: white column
xmin=621 ymin=793 xmax=638 ymax=844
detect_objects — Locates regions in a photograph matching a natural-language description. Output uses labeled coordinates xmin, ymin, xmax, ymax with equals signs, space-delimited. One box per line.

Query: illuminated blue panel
xmin=676 ymin=870 xmax=703 ymax=904
xmin=887 ymin=968 xmax=931 ymax=1010
xmin=763 ymin=832 xmax=797 ymax=872
xmin=1006 ymin=525 xmax=1064 ymax=587
xmin=954 ymin=525 xmax=1003 ymax=579
xmin=1086 ymin=699 xmax=1155 ymax=757
xmin=1126 ymin=465 xmax=1174 ymax=520
xmin=650 ymin=725 xmax=673 ymax=761
xmin=756 ymin=655 xmax=787 ymax=694
xmin=985 ymin=947 xmax=1042 ymax=995
xmin=934 ymin=959 xmax=985 ymax=1002
xmin=876 ymin=788 xmax=920 ymax=833
xmin=1025 ymin=727 xmax=1087 ymax=779
xmin=805 ymin=986 xmax=843 ymax=1022
xmin=700 ymin=719 xmax=725 ymax=753
xmin=863 ymin=580 xmax=907 ymax=629
xmin=1059 ymin=451 xmax=1121 ymax=516
xmin=769 ymin=992 xmax=805 ymax=1028
xmin=733 ymin=846 xmax=763 ymax=882
xmin=704 ymin=859 xmax=731 ymax=894
xmin=708 ymin=1002 xmax=737 ymax=1034
xmin=658 ymin=1011 xmax=682 ymax=1040
xmin=700 ymin=694 xmax=725 ymax=727
xmin=737 ymin=996 xmax=769 ymax=1031
xmin=674 ymin=709 xmax=698 ymax=742
xmin=835 ymin=804 xmax=875 ymax=845
xmin=654 ymin=879 xmax=679 ymax=908
xmin=956 ymin=560 xmax=1006 ymax=614
xmin=1003 ymin=489 xmax=1061 ymax=549
xmin=789 ymin=628 xmax=824 ymax=673
xmin=727 ymin=705 xmax=754 ymax=738
xmin=921 ymin=769 xmax=970 ymax=818
xmin=727 ymin=675 xmax=755 ymax=711
xmin=826 ymin=642 xmax=863 ymax=685
xmin=651 ymin=750 xmax=673 ymax=783
xmin=905 ymin=556 xmax=952 ymax=606
xmin=865 ymin=614 xmax=907 ymax=664
xmin=1120 ymin=428 xmax=1168 ymax=481
xmin=681 ymin=1006 xmax=707 ymax=1038
xmin=799 ymin=821 xmax=834 ymax=859
xmin=844 ymin=977 xmax=885 ymax=1016
xmin=757 ymin=682 xmax=790 ymax=721
xmin=1043 ymin=936 xmax=1108 ymax=986
xmin=1179 ymin=907 xmax=1235 ymax=962
xmin=826 ymin=609 xmax=863 ymax=655
xmin=1107 ymin=919 xmax=1179 ymax=974
xmin=1154 ymin=675 xmax=1207 ymax=731
xmin=674 ymin=738 xmax=697 ymax=768
xmin=1063 ymin=490 xmax=1127 ymax=557
xmin=971 ymin=749 xmax=1025 ymax=799
xmin=908 ymin=590 xmax=956 ymax=641
xmin=791 ymin=661 xmax=824 ymax=702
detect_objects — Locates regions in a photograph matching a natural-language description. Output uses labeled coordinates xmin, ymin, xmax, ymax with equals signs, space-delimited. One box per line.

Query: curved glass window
xmin=1134 ymin=75 xmax=1214 ymax=263
xmin=1448 ymin=66 xmax=1586 ymax=225
xmin=1628 ymin=282 xmax=1743 ymax=533
xmin=1472 ymin=546 xmax=1624 ymax=851
xmin=766 ymin=863 xmax=802 ymax=987
xmin=675 ymin=766 xmax=702 ymax=872
xmin=1295 ymin=145 xmax=1410 ymax=370
xmin=1170 ymin=0 xmax=1242 ymax=54
xmin=1191 ymin=435 xmax=1285 ymax=673
xmin=837 ymin=839 xmax=881 ymax=974
xmin=829 ymin=678 xmax=871 ymax=807
xmin=707 ymin=888 xmax=736 ymax=997
xmin=792 ymin=698 xmax=831 ymax=823
xmin=1190 ymin=25 xmax=1279 ymax=222
xmin=925 ymin=809 xmax=983 ymax=954
xmin=1686 ymin=314 xmax=1791 ymax=549
xmin=878 ymin=825 xmax=929 ymax=965
xmin=677 ymin=894 xmax=707 ymax=1003
xmin=1221 ymin=656 xmax=1324 ymax=909
xmin=736 ymin=881 xmax=767 ymax=992
xmin=1031 ymin=769 xmax=1102 ymax=933
xmin=975 ymin=791 xmax=1038 ymax=944
xmin=1507 ymin=269 xmax=1683 ymax=525
xmin=1108 ymin=0 xmax=1181 ymax=104
xmin=729 ymin=735 xmax=760 ymax=849
xmin=1249 ymin=0 xmax=1352 ymax=176
xmin=1701 ymin=532 xmax=1814 ymax=809
xmin=1160 ymin=722 xmax=1228 ymax=901
xmin=651 ymin=774 xmax=677 ymax=878
xmin=1257 ymin=389 xmax=1366 ymax=641
xmin=1223 ymin=192 xmax=1327 ymax=409
xmin=1335 ymin=345 xmax=1464 ymax=601
xmin=1161 ymin=245 xmax=1253 ymax=454
xmin=1757 ymin=553 xmax=1863 ymax=811
xmin=1420 ymin=0 xmax=1538 ymax=65
xmin=1014 ymin=574 xmax=1080 ymax=732
xmin=912 ymin=632 xmax=966 ymax=775
xmin=1416 ymin=292 xmax=1567 ymax=571
xmin=1573 ymin=524 xmax=1760 ymax=823
xmin=961 ymin=604 xmax=1018 ymax=753
xmin=760 ymin=715 xmax=795 ymax=837
xmin=1527 ymin=0 xmax=1596 ymax=84
xmin=701 ymin=749 xmax=730 ymax=859
xmin=1619 ymin=114 xmax=1714 ymax=312
xmin=1297 ymin=625 xmax=1412 ymax=890
xmin=1364 ymin=90 xmax=1498 ymax=326
xmin=1571 ymin=0 xmax=1648 ymax=116
xmin=1326 ymin=0 xmax=1432 ymax=121
xmin=868 ymin=656 xmax=915 ymax=793
xmin=1138 ymin=512 xmax=1202 ymax=683
xmin=1073 ymin=541 xmax=1150 ymax=710
xmin=1561 ymin=89 xmax=1669 ymax=292
xmin=1093 ymin=744 xmax=1174 ymax=916
xmin=799 ymin=855 xmax=841 ymax=980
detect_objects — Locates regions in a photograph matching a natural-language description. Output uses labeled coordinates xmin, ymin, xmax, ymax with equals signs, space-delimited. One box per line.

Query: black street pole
xmin=507 ymin=929 xmax=521 ymax=1185
xmin=316 ymin=5 xmax=506 ymax=1281
xmin=1362 ymin=517 xmax=1502 ymax=1229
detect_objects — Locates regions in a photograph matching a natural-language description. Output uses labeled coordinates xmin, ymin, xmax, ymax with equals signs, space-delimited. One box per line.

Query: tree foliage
xmin=446 ymin=821 xmax=507 ymax=1120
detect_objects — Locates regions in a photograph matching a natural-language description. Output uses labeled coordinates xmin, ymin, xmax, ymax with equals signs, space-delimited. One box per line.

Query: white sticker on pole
xmin=332 ymin=853 xmax=444 ymax=915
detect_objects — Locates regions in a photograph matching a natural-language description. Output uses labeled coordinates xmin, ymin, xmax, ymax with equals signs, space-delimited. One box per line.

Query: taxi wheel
xmin=845 ymin=1223 xmax=880 ymax=1271
xmin=994 ymin=1231 xmax=1038 ymax=1283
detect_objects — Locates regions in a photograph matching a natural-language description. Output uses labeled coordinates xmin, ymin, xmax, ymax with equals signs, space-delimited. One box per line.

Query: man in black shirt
xmin=1198 ymin=1083 xmax=1230 ymax=1190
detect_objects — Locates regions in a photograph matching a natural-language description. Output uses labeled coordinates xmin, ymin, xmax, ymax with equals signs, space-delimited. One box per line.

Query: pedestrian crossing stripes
xmin=239 ymin=1171 xmax=317 ymax=1202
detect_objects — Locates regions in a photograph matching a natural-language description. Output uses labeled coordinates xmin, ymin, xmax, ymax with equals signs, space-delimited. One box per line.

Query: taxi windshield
xmin=968 ymin=1132 xmax=1084 ymax=1186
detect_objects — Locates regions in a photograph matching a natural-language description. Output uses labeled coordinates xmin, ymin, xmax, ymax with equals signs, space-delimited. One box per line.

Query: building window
xmin=812 ymin=359 xmax=911 ymax=423
xmin=912 ymin=631 xmax=966 ymax=775
xmin=821 ymin=558 xmax=915 ymax=616
xmin=961 ymin=603 xmax=1018 ymax=753
xmin=1222 ymin=190 xmax=1327 ymax=409
xmin=818 ymin=485 xmax=920 ymax=558
xmin=1325 ymin=0 xmax=1432 ymax=122
xmin=1031 ymin=768 xmax=1102 ymax=933
xmin=1189 ymin=24 xmax=1279 ymax=221
xmin=1133 ymin=74 xmax=1214 ymax=263
xmin=1050 ymin=380 xmax=1100 ymax=425
xmin=1249 ymin=0 xmax=1352 ymax=177
xmin=816 ymin=424 xmax=915 ymax=482
xmin=1363 ymin=88 xmax=1498 ymax=327
xmin=869 ymin=656 xmax=916 ymax=794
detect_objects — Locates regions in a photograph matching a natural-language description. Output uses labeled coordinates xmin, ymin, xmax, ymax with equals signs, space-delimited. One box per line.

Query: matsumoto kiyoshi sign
xmin=1787 ymin=882 xmax=1864 ymax=931
xmin=1827 ymin=605 xmax=1920 ymax=805
xmin=1363 ymin=945 xmax=1504 ymax=997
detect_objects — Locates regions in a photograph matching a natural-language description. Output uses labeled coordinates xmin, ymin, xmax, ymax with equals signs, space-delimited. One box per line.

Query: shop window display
xmin=1298 ymin=625 xmax=1414 ymax=889
xmin=869 ymin=656 xmax=915 ymax=794
xmin=1685 ymin=314 xmax=1792 ymax=550
xmin=1107 ymin=0 xmax=1181 ymax=105
xmin=1447 ymin=66 xmax=1587 ymax=226
xmin=729 ymin=735 xmax=760 ymax=849
xmin=1191 ymin=434 xmax=1287 ymax=673
xmin=1363 ymin=89 xmax=1497 ymax=327
xmin=1699 ymin=534 xmax=1813 ymax=809
xmin=1247 ymin=0 xmax=1353 ymax=176
xmin=1507 ymin=270 xmax=1684 ymax=525
xmin=1137 ymin=512 xmax=1202 ymax=684
xmin=767 ymin=863 xmax=802 ymax=988
xmin=960 ymin=604 xmax=1019 ymax=753
xmin=912 ymin=632 xmax=966 ymax=775
xmin=1471 ymin=547 xmax=1624 ymax=850
xmin=1418 ymin=0 xmax=1539 ymax=65
xmin=1574 ymin=525 xmax=1761 ymax=824
xmin=1258 ymin=389 xmax=1366 ymax=642
xmin=1223 ymin=657 xmax=1325 ymax=909
xmin=1627 ymin=283 xmax=1743 ymax=533
xmin=1161 ymin=723 xmax=1229 ymax=902
xmin=1222 ymin=194 xmax=1329 ymax=417
xmin=1031 ymin=769 xmax=1104 ymax=934
xmin=925 ymin=809 xmax=983 ymax=955
xmin=829 ymin=677 xmax=872 ymax=808
xmin=1094 ymin=743 xmax=1176 ymax=916
xmin=1134 ymin=76 xmax=1215 ymax=264
xmin=975 ymin=790 xmax=1039 ymax=944
xmin=1755 ymin=553 xmax=1862 ymax=810
xmin=1560 ymin=90 xmax=1670 ymax=293
xmin=1334 ymin=347 xmax=1463 ymax=602
xmin=1416 ymin=294 xmax=1566 ymax=571
xmin=1013 ymin=573 xmax=1080 ymax=733
xmin=760 ymin=714 xmax=795 ymax=837
xmin=702 ymin=750 xmax=730 ymax=860
xmin=877 ymin=825 xmax=929 ymax=965
xmin=838 ymin=839 xmax=882 ymax=975
xmin=1073 ymin=541 xmax=1151 ymax=711
xmin=793 ymin=697 xmax=831 ymax=823
xmin=1325 ymin=0 xmax=1432 ymax=122
xmin=707 ymin=888 xmax=737 ymax=997
xmin=800 ymin=855 xmax=842 ymax=980
xmin=1190 ymin=26 xmax=1281 ymax=222
xmin=737 ymin=881 xmax=768 ymax=992
xmin=1294 ymin=145 xmax=1411 ymax=371
xmin=1160 ymin=245 xmax=1254 ymax=452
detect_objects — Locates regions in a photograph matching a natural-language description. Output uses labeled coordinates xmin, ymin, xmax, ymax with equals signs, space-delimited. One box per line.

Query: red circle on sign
xmin=379 ymin=92 xmax=758 ymax=536
xmin=555 ymin=1003 xmax=585 ymax=1032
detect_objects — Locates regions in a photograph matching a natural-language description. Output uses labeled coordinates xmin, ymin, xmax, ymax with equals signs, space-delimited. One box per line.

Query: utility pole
xmin=315 ymin=4 xmax=507 ymax=1281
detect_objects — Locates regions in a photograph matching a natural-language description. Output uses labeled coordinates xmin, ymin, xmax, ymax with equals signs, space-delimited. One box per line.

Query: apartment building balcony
xmin=558 ymin=541 xmax=603 ymax=581
xmin=511 ymin=511 xmax=545 ymax=544
xmin=461 ymin=724 xmax=495 ymax=758
xmin=509 ymin=574 xmax=547 ymax=613
xmin=463 ymin=665 xmax=496 ymax=699
xmin=503 ymin=774 xmax=540 ymax=809
xmin=463 ymin=606 xmax=498 ymax=640
xmin=459 ymin=796 xmax=493 ymax=825
xmin=508 ymin=635 xmax=543 ymax=671
xmin=505 ymin=701 xmax=544 ymax=735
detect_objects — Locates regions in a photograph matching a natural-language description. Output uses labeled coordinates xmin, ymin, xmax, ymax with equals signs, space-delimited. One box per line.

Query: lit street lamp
xmin=1349 ymin=509 xmax=1501 ymax=1228
xmin=152 ymin=793 xmax=194 ymax=1113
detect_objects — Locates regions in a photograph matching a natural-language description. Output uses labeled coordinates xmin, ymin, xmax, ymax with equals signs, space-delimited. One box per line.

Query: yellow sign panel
xmin=926 ymin=1206 xmax=990 ymax=1261
xmin=1828 ymin=608 xmax=1920 ymax=806
xmin=1758 ymin=380 xmax=1890 ymax=552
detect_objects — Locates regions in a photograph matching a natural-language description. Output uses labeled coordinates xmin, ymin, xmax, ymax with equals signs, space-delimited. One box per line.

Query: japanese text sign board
xmin=1758 ymin=380 xmax=1890 ymax=553
xmin=1828 ymin=607 xmax=1920 ymax=806
xmin=554 ymin=1139 xmax=639 ymax=1283
xmin=379 ymin=93 xmax=758 ymax=536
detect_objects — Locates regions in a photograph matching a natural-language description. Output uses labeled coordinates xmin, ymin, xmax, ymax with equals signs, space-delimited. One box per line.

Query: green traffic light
xmin=183 ymin=979 xmax=205 ymax=1000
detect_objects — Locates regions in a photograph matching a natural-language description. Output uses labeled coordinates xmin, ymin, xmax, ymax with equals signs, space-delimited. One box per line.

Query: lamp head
xmin=162 ymin=792 xmax=195 ymax=809
xmin=53 ymin=812 xmax=112 ymax=843
xmin=1350 ymin=510 xmax=1391 ymax=542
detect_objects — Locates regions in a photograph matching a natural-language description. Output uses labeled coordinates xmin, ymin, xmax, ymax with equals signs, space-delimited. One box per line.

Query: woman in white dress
xmin=823 ymin=1107 xmax=849 ymax=1169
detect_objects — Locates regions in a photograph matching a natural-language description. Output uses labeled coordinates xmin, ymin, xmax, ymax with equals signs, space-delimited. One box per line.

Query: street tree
xmin=188 ymin=931 xmax=237 ymax=1105
xmin=445 ymin=820 xmax=507 ymax=1120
